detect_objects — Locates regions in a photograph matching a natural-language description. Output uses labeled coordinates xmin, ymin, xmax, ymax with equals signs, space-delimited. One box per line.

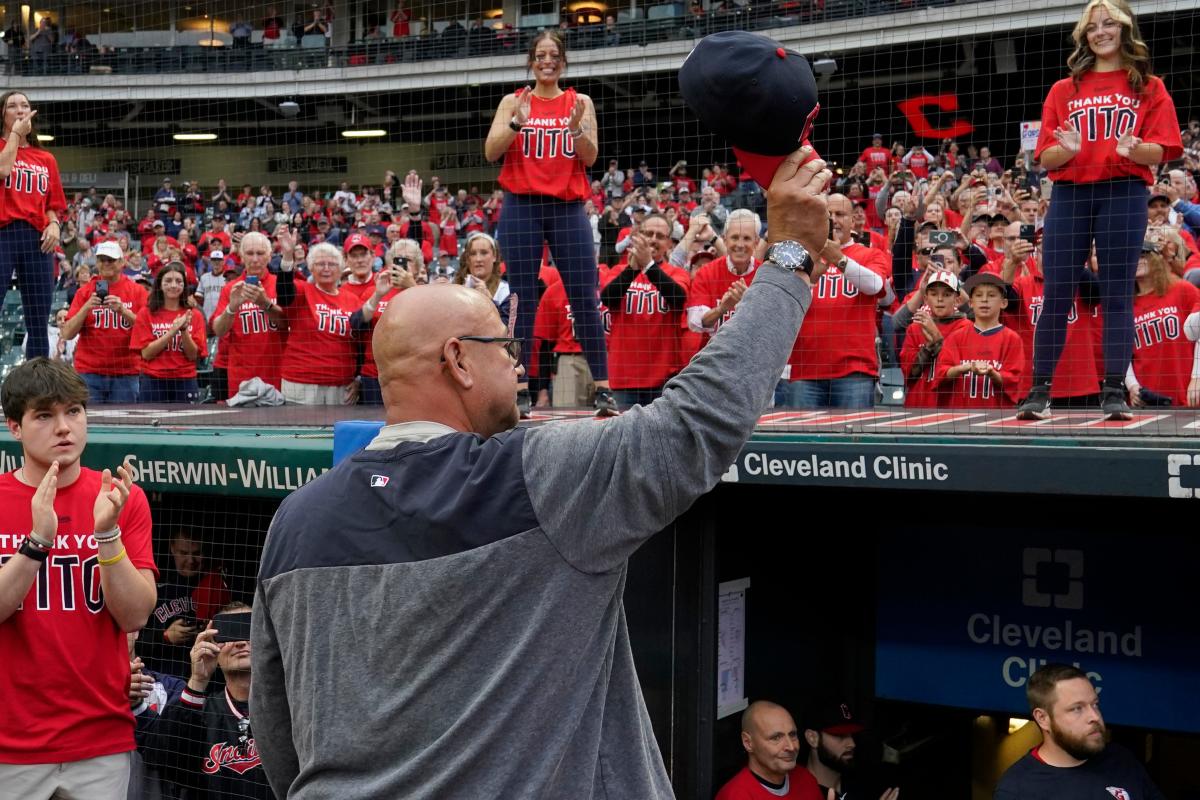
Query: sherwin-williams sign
xmin=0 ymin=427 xmax=331 ymax=499
xmin=875 ymin=535 xmax=1200 ymax=732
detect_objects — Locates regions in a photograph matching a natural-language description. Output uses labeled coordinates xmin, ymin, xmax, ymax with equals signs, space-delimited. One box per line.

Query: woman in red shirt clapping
xmin=130 ymin=262 xmax=208 ymax=403
xmin=484 ymin=31 xmax=615 ymax=417
xmin=1019 ymin=0 xmax=1182 ymax=420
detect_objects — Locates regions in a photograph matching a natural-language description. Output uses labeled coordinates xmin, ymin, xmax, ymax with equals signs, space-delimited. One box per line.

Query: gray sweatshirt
xmin=250 ymin=264 xmax=812 ymax=799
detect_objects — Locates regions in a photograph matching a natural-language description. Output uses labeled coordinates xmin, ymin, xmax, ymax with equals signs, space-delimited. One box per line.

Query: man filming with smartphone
xmin=142 ymin=601 xmax=274 ymax=800
xmin=59 ymin=240 xmax=147 ymax=403
xmin=352 ymin=239 xmax=422 ymax=405
xmin=211 ymin=232 xmax=285 ymax=399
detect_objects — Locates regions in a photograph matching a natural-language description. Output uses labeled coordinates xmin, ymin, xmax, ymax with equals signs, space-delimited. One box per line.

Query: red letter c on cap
xmin=897 ymin=94 xmax=974 ymax=140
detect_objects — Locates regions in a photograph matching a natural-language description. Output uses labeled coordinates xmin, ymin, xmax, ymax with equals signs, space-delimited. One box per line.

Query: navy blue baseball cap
xmin=678 ymin=31 xmax=821 ymax=186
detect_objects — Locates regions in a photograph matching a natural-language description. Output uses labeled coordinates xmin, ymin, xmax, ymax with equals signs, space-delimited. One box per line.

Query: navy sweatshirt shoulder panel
xmin=259 ymin=427 xmax=537 ymax=581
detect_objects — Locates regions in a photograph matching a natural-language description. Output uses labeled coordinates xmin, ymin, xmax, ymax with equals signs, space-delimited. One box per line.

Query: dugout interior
xmin=142 ymin=474 xmax=1200 ymax=800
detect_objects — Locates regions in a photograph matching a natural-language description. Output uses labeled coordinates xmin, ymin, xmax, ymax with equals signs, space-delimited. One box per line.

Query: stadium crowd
xmin=1 ymin=6 xmax=1194 ymax=798
xmin=4 ymin=145 xmax=1190 ymax=796
xmin=9 ymin=120 xmax=1198 ymax=412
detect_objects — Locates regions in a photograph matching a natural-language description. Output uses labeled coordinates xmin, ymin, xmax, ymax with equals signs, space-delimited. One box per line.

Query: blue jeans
xmin=359 ymin=375 xmax=383 ymax=405
xmin=614 ymin=387 xmax=661 ymax=408
xmin=497 ymin=193 xmax=608 ymax=383
xmin=80 ymin=373 xmax=140 ymax=404
xmin=781 ymin=375 xmax=876 ymax=409
xmin=0 ymin=221 xmax=55 ymax=359
xmin=1034 ymin=177 xmax=1146 ymax=382
xmin=138 ymin=376 xmax=199 ymax=403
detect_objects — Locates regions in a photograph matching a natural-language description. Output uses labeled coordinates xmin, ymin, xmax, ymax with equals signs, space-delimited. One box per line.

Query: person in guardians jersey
xmin=599 ymin=211 xmax=690 ymax=407
xmin=0 ymin=91 xmax=67 ymax=360
xmin=485 ymin=30 xmax=616 ymax=418
xmin=0 ymin=358 xmax=158 ymax=799
xmin=351 ymin=239 xmax=421 ymax=405
xmin=994 ymin=663 xmax=1166 ymax=800
xmin=60 ymin=240 xmax=148 ymax=404
xmin=211 ymin=232 xmax=286 ymax=399
xmin=1126 ymin=243 xmax=1200 ymax=406
xmin=142 ymin=602 xmax=274 ymax=800
xmin=129 ymin=262 xmax=208 ymax=404
xmin=274 ymin=234 xmax=363 ymax=406
xmin=783 ymin=193 xmax=892 ymax=408
xmin=1020 ymin=0 xmax=1182 ymax=420
xmin=138 ymin=527 xmax=232 ymax=679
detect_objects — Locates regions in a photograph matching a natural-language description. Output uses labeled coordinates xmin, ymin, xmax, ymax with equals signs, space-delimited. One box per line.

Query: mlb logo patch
xmin=1106 ymin=788 xmax=1130 ymax=800
xmin=370 ymin=475 xmax=390 ymax=487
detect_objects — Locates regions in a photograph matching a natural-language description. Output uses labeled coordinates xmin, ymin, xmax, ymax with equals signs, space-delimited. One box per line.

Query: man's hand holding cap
xmin=766 ymin=146 xmax=832 ymax=260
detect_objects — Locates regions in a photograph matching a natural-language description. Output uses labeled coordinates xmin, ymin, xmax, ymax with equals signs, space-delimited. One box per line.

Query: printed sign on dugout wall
xmin=875 ymin=533 xmax=1200 ymax=733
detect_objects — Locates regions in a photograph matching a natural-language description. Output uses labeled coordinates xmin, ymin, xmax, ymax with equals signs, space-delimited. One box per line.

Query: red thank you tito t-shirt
xmin=0 ymin=468 xmax=157 ymax=764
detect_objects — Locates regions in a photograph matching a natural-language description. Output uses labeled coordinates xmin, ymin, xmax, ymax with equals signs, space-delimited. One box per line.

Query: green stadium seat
xmin=0 ymin=348 xmax=24 ymax=381
xmin=196 ymin=336 xmax=219 ymax=375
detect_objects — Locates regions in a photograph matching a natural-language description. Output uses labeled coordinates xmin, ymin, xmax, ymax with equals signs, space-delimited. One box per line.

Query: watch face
xmin=770 ymin=241 xmax=813 ymax=272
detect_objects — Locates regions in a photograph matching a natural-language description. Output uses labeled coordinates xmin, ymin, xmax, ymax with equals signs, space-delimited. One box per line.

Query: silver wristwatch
xmin=765 ymin=240 xmax=814 ymax=275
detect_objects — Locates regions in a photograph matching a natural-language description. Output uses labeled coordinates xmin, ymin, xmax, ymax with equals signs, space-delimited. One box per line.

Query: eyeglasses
xmin=533 ymin=54 xmax=561 ymax=63
xmin=442 ymin=335 xmax=522 ymax=362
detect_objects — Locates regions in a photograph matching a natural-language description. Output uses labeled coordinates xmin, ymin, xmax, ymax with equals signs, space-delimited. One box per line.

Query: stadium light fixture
xmin=174 ymin=132 xmax=218 ymax=142
xmin=341 ymin=129 xmax=387 ymax=138
xmin=1007 ymin=718 xmax=1030 ymax=735
xmin=813 ymin=57 xmax=837 ymax=76
xmin=36 ymin=133 xmax=54 ymax=143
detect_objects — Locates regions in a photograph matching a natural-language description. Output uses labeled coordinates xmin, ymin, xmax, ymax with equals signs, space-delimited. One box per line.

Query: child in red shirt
xmin=900 ymin=270 xmax=971 ymax=408
xmin=939 ymin=273 xmax=1025 ymax=407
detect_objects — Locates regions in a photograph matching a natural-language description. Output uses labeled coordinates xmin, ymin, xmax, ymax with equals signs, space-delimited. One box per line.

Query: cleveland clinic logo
xmin=1168 ymin=454 xmax=1200 ymax=499
xmin=1021 ymin=548 xmax=1083 ymax=610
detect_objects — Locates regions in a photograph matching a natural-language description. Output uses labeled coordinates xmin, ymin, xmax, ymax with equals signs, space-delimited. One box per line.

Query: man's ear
xmin=441 ymin=340 xmax=475 ymax=390
xmin=6 ymin=418 xmax=22 ymax=440
xmin=804 ymin=729 xmax=819 ymax=749
xmin=741 ymin=730 xmax=753 ymax=754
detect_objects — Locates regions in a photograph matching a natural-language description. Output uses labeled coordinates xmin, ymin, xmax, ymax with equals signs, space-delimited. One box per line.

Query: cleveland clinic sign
xmin=874 ymin=538 xmax=1197 ymax=733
